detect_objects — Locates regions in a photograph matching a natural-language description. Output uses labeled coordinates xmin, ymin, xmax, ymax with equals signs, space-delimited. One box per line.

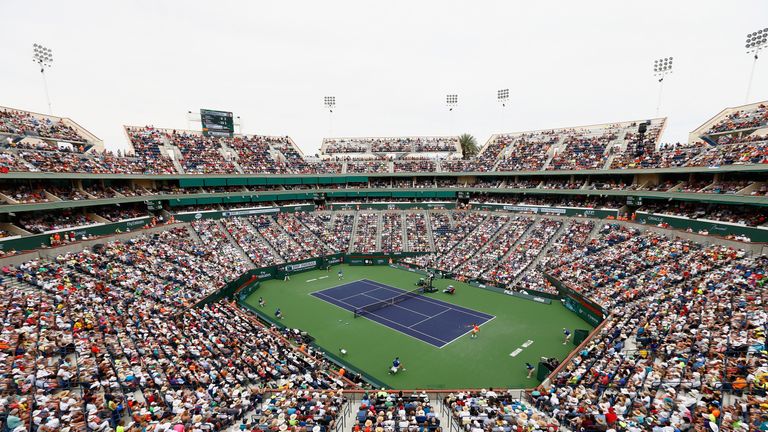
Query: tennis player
xmin=388 ymin=357 xmax=403 ymax=374
xmin=563 ymin=328 xmax=572 ymax=344
xmin=470 ymin=323 xmax=480 ymax=339
xmin=526 ymin=362 xmax=535 ymax=378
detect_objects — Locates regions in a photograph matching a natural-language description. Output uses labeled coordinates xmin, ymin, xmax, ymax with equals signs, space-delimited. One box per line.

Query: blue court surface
xmin=310 ymin=279 xmax=495 ymax=348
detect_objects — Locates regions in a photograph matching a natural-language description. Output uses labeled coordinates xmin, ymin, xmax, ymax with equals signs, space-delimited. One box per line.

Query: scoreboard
xmin=626 ymin=196 xmax=643 ymax=206
xmin=200 ymin=109 xmax=234 ymax=137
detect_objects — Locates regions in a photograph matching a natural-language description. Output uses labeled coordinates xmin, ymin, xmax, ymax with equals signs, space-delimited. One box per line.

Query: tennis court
xmin=310 ymin=279 xmax=494 ymax=347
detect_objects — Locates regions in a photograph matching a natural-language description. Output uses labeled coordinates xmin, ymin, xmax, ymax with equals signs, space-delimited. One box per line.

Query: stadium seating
xmin=536 ymin=236 xmax=764 ymax=432
xmin=1 ymin=100 xmax=767 ymax=432
xmin=321 ymin=136 xmax=459 ymax=157
xmin=353 ymin=390 xmax=441 ymax=431
xmin=445 ymin=390 xmax=559 ymax=431
xmin=2 ymin=104 xmax=768 ymax=174
xmin=0 ymin=107 xmax=90 ymax=143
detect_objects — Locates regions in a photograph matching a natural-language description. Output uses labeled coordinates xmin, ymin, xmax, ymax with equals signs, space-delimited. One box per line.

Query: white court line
xmin=307 ymin=279 xmax=364 ymax=296
xmin=440 ymin=316 xmax=497 ymax=349
xmin=318 ymin=276 xmax=328 ymax=280
xmin=359 ymin=279 xmax=494 ymax=321
xmin=311 ymin=291 xmax=450 ymax=346
xmin=522 ymin=340 xmax=534 ymax=348
xmin=408 ymin=308 xmax=451 ymax=329
xmin=510 ymin=348 xmax=523 ymax=357
xmin=310 ymin=279 xmax=491 ymax=348
xmin=338 ymin=287 xmax=389 ymax=302
xmin=306 ymin=278 xmax=317 ymax=282
xmin=358 ymin=292 xmax=432 ymax=319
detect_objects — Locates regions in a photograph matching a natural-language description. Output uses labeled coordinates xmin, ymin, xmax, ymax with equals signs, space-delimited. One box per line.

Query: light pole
xmin=653 ymin=57 xmax=673 ymax=117
xmin=745 ymin=28 xmax=768 ymax=104
xmin=32 ymin=43 xmax=54 ymax=115
xmin=324 ymin=96 xmax=336 ymax=136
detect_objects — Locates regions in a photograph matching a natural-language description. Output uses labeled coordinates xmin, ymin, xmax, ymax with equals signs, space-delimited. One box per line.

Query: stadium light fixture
xmin=497 ymin=89 xmax=509 ymax=107
xmin=652 ymin=56 xmax=673 ymax=116
xmin=324 ymin=96 xmax=336 ymax=136
xmin=324 ymin=96 xmax=336 ymax=113
xmin=32 ymin=43 xmax=54 ymax=114
xmin=745 ymin=27 xmax=768 ymax=103
xmin=446 ymin=94 xmax=458 ymax=111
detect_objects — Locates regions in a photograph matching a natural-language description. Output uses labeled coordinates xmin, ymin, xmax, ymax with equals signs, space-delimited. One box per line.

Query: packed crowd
xmin=548 ymin=132 xmax=616 ymax=171
xmin=1 ymin=185 xmax=51 ymax=204
xmin=322 ymin=137 xmax=459 ymax=155
xmin=404 ymin=213 xmax=432 ymax=253
xmin=494 ymin=134 xmax=557 ymax=171
xmin=167 ymin=131 xmax=237 ymax=174
xmin=393 ymin=159 xmax=437 ymax=173
xmin=453 ymin=216 xmax=533 ymax=279
xmin=243 ymin=214 xmax=321 ymax=264
xmin=18 ymin=211 xmax=92 ymax=234
xmin=346 ymin=160 xmax=390 ymax=174
xmin=0 ymin=199 xmax=765 ymax=431
xmin=433 ymin=214 xmax=510 ymax=273
xmin=534 ymin=230 xmax=767 ymax=432
xmin=445 ymin=390 xmax=560 ymax=431
xmin=4 ymin=103 xmax=768 ymax=176
xmin=0 ymin=224 xmax=350 ymax=431
xmin=490 ymin=219 xmax=562 ymax=285
xmin=516 ymin=220 xmax=595 ymax=295
xmin=221 ymin=217 xmax=286 ymax=268
xmin=353 ymin=390 xmax=441 ymax=432
xmin=706 ymin=103 xmax=768 ymax=134
xmin=638 ymin=202 xmax=768 ymax=227
xmin=295 ymin=212 xmax=354 ymax=253
xmin=351 ymin=212 xmax=379 ymax=254
xmin=380 ymin=213 xmax=404 ymax=254
xmin=0 ymin=108 xmax=86 ymax=142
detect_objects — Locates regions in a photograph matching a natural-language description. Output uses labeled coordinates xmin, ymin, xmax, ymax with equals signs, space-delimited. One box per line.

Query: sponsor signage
xmin=284 ymin=260 xmax=318 ymax=272
xmin=222 ymin=207 xmax=280 ymax=217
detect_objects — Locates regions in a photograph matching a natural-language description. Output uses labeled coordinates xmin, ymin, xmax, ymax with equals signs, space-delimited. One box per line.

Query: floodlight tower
xmin=446 ymin=94 xmax=458 ymax=133
xmin=745 ymin=27 xmax=768 ymax=103
xmin=497 ymin=89 xmax=509 ymax=108
xmin=497 ymin=88 xmax=509 ymax=130
xmin=324 ymin=96 xmax=336 ymax=136
xmin=652 ymin=57 xmax=673 ymax=117
xmin=32 ymin=43 xmax=54 ymax=114
xmin=446 ymin=94 xmax=458 ymax=111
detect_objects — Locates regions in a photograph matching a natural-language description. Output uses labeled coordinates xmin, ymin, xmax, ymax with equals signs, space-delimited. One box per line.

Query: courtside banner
xmin=502 ymin=289 xmax=552 ymax=304
xmin=222 ymin=207 xmax=280 ymax=217
xmin=284 ymin=260 xmax=318 ymax=272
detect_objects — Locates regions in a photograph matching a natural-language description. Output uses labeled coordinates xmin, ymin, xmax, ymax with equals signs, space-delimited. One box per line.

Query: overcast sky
xmin=1 ymin=1 xmax=766 ymax=155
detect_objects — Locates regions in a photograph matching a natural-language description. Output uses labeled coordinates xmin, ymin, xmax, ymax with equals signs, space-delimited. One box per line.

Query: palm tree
xmin=459 ymin=134 xmax=478 ymax=160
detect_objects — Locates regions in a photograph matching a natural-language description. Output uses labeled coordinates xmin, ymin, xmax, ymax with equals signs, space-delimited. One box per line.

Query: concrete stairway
xmin=496 ymin=217 xmax=538 ymax=263
xmin=185 ymin=224 xmax=203 ymax=243
xmin=588 ymin=220 xmax=603 ymax=240
xmin=510 ymin=219 xmax=569 ymax=285
xmin=375 ymin=212 xmax=383 ymax=251
xmin=214 ymin=220 xmax=257 ymax=269
xmin=241 ymin=217 xmax=286 ymax=261
xmin=348 ymin=212 xmax=360 ymax=253
xmin=541 ymin=135 xmax=566 ymax=170
xmin=400 ymin=213 xmax=408 ymax=251
xmin=450 ymin=215 xmax=514 ymax=272
xmin=423 ymin=211 xmax=437 ymax=251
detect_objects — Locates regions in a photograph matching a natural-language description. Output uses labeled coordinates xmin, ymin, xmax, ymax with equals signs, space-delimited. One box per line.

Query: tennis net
xmin=353 ymin=287 xmax=425 ymax=318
